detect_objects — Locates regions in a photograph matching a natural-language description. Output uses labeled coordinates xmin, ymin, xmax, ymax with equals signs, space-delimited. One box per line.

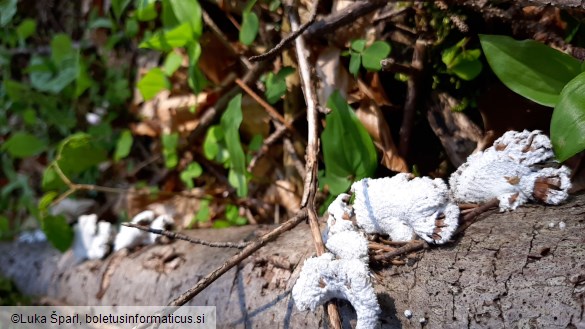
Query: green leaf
xmin=38 ymin=191 xmax=59 ymax=214
xmin=225 ymin=204 xmax=247 ymax=225
xmin=551 ymin=72 xmax=585 ymax=161
xmin=212 ymin=219 xmax=232 ymax=228
xmin=187 ymin=42 xmax=207 ymax=93
xmin=16 ymin=19 xmax=36 ymax=41
xmin=135 ymin=0 xmax=157 ymax=21
xmin=76 ymin=59 xmax=93 ymax=97
xmin=41 ymin=215 xmax=73 ymax=252
xmin=448 ymin=49 xmax=483 ymax=81
xmin=42 ymin=165 xmax=67 ymax=192
xmin=221 ymin=94 xmax=248 ymax=197
xmin=51 ymin=34 xmax=74 ymax=66
xmin=195 ymin=198 xmax=210 ymax=223
xmin=161 ymin=132 xmax=179 ymax=169
xmin=0 ymin=0 xmax=17 ymax=27
xmin=112 ymin=0 xmax=132 ymax=20
xmin=265 ymin=66 xmax=294 ymax=104
xmin=479 ymin=34 xmax=581 ymax=107
xmin=321 ymin=91 xmax=378 ymax=195
xmin=139 ymin=23 xmax=193 ymax=51
xmin=1 ymin=132 xmax=47 ymax=158
xmin=203 ymin=126 xmax=223 ymax=160
xmin=239 ymin=12 xmax=259 ymax=45
xmin=168 ymin=0 xmax=203 ymax=38
xmin=351 ymin=39 xmax=366 ymax=52
xmin=114 ymin=129 xmax=133 ymax=161
xmin=0 ymin=216 xmax=9 ymax=240
xmin=180 ymin=162 xmax=202 ymax=189
xmin=57 ymin=133 xmax=107 ymax=174
xmin=362 ymin=41 xmax=391 ymax=71
xmin=349 ymin=53 xmax=361 ymax=77
xmin=137 ymin=68 xmax=170 ymax=100
xmin=163 ymin=51 xmax=183 ymax=76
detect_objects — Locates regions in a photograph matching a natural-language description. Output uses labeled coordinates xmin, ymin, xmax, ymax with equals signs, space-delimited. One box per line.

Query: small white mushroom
xmin=73 ymin=214 xmax=115 ymax=261
xmin=404 ymin=309 xmax=413 ymax=319
xmin=113 ymin=210 xmax=155 ymax=251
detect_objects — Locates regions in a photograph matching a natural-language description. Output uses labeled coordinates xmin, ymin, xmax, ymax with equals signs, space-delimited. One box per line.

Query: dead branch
xmin=121 ymin=223 xmax=249 ymax=249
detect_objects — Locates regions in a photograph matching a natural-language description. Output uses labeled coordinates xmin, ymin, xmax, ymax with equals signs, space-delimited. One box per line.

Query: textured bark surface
xmin=1 ymin=193 xmax=585 ymax=328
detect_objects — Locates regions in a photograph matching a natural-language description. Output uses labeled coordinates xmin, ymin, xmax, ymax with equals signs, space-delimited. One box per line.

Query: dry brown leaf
xmin=356 ymin=100 xmax=408 ymax=173
xmin=241 ymin=94 xmax=271 ymax=138
xmin=198 ymin=31 xmax=239 ymax=85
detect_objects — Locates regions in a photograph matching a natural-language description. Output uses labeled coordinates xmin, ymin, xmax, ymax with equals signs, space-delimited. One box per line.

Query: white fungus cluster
xmin=351 ymin=174 xmax=460 ymax=244
xmin=450 ymin=130 xmax=571 ymax=211
xmin=113 ymin=210 xmax=174 ymax=251
xmin=73 ymin=214 xmax=115 ymax=261
xmin=293 ymin=194 xmax=380 ymax=329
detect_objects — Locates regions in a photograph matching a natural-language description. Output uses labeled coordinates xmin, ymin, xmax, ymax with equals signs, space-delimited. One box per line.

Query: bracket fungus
xmin=450 ymin=130 xmax=571 ymax=211
xmin=351 ymin=174 xmax=460 ymax=244
xmin=293 ymin=194 xmax=380 ymax=329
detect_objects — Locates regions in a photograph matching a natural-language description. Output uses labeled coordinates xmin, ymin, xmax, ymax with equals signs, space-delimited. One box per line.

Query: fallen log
xmin=1 ymin=193 xmax=584 ymax=328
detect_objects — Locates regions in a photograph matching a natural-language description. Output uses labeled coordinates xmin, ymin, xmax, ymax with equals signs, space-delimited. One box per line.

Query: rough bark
xmin=1 ymin=194 xmax=585 ymax=328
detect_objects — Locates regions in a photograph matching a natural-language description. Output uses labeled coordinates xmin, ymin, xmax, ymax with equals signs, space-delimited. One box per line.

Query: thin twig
xmin=168 ymin=208 xmax=308 ymax=306
xmin=122 ymin=223 xmax=249 ymax=249
xmin=249 ymin=0 xmax=320 ymax=62
xmin=202 ymin=9 xmax=253 ymax=70
xmin=290 ymin=3 xmax=342 ymax=328
xmin=372 ymin=240 xmax=428 ymax=262
xmin=399 ymin=39 xmax=427 ymax=158
xmin=455 ymin=198 xmax=499 ymax=235
xmin=283 ymin=137 xmax=306 ymax=180
xmin=247 ymin=123 xmax=288 ymax=171
xmin=234 ymin=78 xmax=296 ymax=133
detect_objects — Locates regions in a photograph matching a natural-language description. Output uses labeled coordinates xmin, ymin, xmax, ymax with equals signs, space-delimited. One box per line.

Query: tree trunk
xmin=1 ymin=193 xmax=584 ymax=328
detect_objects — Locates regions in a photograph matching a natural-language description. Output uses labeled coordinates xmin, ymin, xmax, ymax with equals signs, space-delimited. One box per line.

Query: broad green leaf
xmin=362 ymin=41 xmax=391 ymax=71
xmin=448 ymin=49 xmax=482 ymax=81
xmin=163 ymin=51 xmax=183 ymax=76
xmin=38 ymin=191 xmax=59 ymax=214
xmin=112 ymin=0 xmax=132 ymax=20
xmin=349 ymin=53 xmax=361 ymax=76
xmin=265 ymin=66 xmax=294 ymax=104
xmin=76 ymin=60 xmax=93 ymax=97
xmin=4 ymin=80 xmax=32 ymax=102
xmin=180 ymin=162 xmax=202 ymax=189
xmin=114 ymin=129 xmax=133 ymax=161
xmin=161 ymin=0 xmax=179 ymax=27
xmin=51 ymin=34 xmax=74 ymax=66
xmin=551 ymin=72 xmax=585 ymax=161
xmin=57 ymin=133 xmax=107 ymax=174
xmin=225 ymin=204 xmax=247 ymax=225
xmin=42 ymin=165 xmax=67 ymax=191
xmin=321 ymin=91 xmax=377 ymax=195
xmin=480 ymin=34 xmax=581 ymax=107
xmin=195 ymin=198 xmax=210 ymax=223
xmin=16 ymin=19 xmax=36 ymax=41
xmin=0 ymin=0 xmax=17 ymax=27
xmin=1 ymin=132 xmax=47 ymax=158
xmin=162 ymin=132 xmax=179 ymax=168
xmin=269 ymin=0 xmax=281 ymax=11
xmin=212 ymin=219 xmax=232 ymax=228
xmin=137 ymin=68 xmax=170 ymax=100
xmin=41 ymin=215 xmax=73 ymax=252
xmin=187 ymin=42 xmax=207 ymax=93
xmin=239 ymin=12 xmax=259 ymax=45
xmin=221 ymin=94 xmax=248 ymax=197
xmin=139 ymin=23 xmax=193 ymax=51
xmin=169 ymin=0 xmax=203 ymax=38
xmin=203 ymin=126 xmax=222 ymax=160
xmin=135 ymin=0 xmax=157 ymax=21
xmin=351 ymin=39 xmax=366 ymax=52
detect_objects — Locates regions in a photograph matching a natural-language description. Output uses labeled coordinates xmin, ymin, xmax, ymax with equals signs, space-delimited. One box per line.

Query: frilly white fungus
xmin=293 ymin=194 xmax=380 ymax=329
xmin=148 ymin=214 xmax=174 ymax=244
xmin=351 ymin=174 xmax=460 ymax=244
xmin=559 ymin=221 xmax=566 ymax=230
xmin=113 ymin=210 xmax=155 ymax=251
xmin=450 ymin=130 xmax=571 ymax=211
xmin=73 ymin=214 xmax=115 ymax=261
xmin=292 ymin=254 xmax=380 ymax=329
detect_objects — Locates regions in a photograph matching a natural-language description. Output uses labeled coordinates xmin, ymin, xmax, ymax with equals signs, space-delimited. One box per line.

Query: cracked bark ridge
xmin=1 ymin=194 xmax=585 ymax=328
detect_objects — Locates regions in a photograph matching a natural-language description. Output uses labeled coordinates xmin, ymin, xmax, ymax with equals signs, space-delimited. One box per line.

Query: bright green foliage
xmin=163 ymin=52 xmax=183 ymax=76
xmin=240 ymin=12 xmax=259 ymax=45
xmin=442 ymin=38 xmax=482 ymax=81
xmin=320 ymin=91 xmax=378 ymax=195
xmin=203 ymin=126 xmax=230 ymax=163
xmin=135 ymin=0 xmax=157 ymax=21
xmin=347 ymin=39 xmax=391 ymax=76
xmin=112 ymin=0 xmax=132 ymax=20
xmin=139 ymin=23 xmax=193 ymax=51
xmin=16 ymin=19 xmax=36 ymax=42
xmin=221 ymin=94 xmax=248 ymax=197
xmin=187 ymin=42 xmax=207 ymax=94
xmin=551 ymin=72 xmax=585 ymax=161
xmin=168 ymin=0 xmax=203 ymax=38
xmin=114 ymin=129 xmax=133 ymax=161
xmin=187 ymin=198 xmax=211 ymax=228
xmin=264 ymin=66 xmax=294 ymax=104
xmin=0 ymin=0 xmax=17 ymax=27
xmin=137 ymin=68 xmax=170 ymax=100
xmin=213 ymin=204 xmax=247 ymax=228
xmin=1 ymin=132 xmax=47 ymax=158
xmin=161 ymin=132 xmax=180 ymax=169
xmin=479 ymin=34 xmax=581 ymax=107
xmin=41 ymin=215 xmax=73 ymax=252
xmin=180 ymin=162 xmax=203 ymax=189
